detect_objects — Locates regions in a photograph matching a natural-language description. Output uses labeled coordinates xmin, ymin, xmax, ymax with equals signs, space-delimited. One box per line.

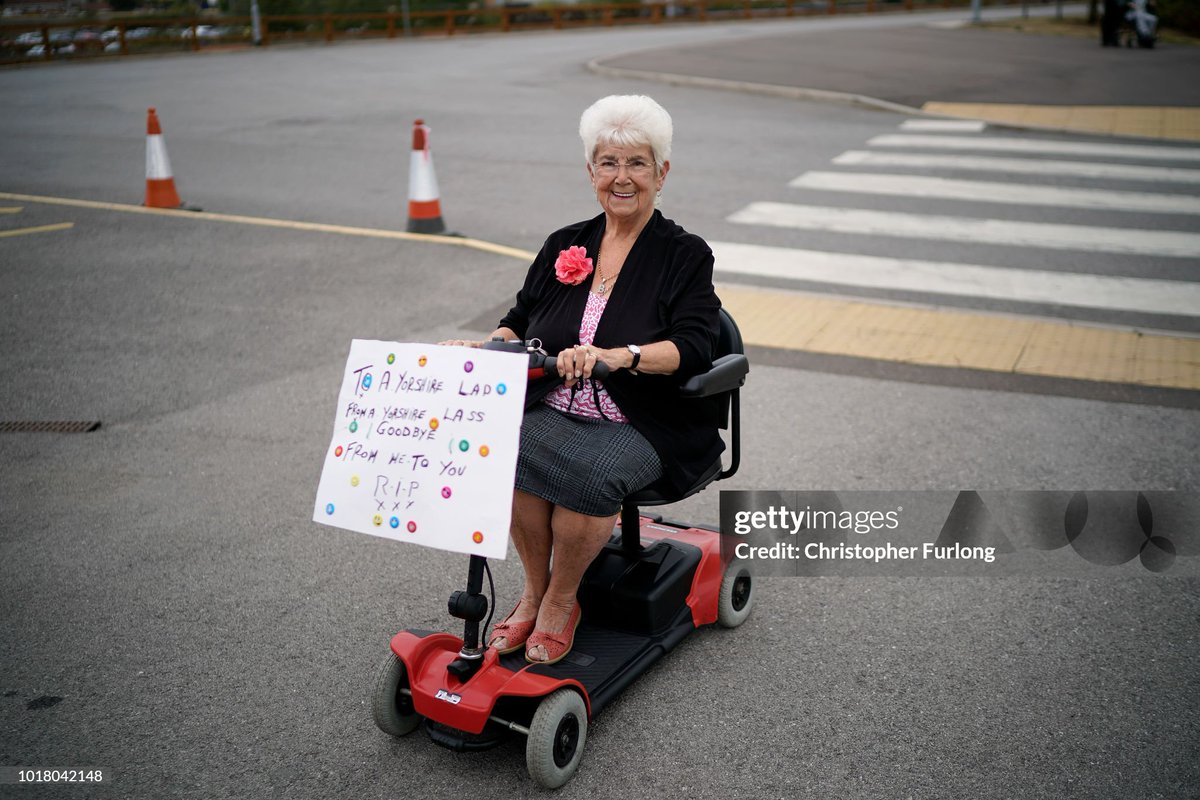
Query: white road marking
xmin=867 ymin=134 xmax=1200 ymax=162
xmin=831 ymin=150 xmax=1200 ymax=185
xmin=0 ymin=222 xmax=74 ymax=238
xmin=709 ymin=240 xmax=1200 ymax=317
xmin=789 ymin=171 xmax=1200 ymax=214
xmin=726 ymin=202 xmax=1200 ymax=258
xmin=0 ymin=191 xmax=536 ymax=261
xmin=900 ymin=119 xmax=986 ymax=132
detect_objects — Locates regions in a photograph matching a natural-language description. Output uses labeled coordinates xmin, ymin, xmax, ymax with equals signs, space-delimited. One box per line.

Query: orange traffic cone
xmin=144 ymin=107 xmax=183 ymax=209
xmin=406 ymin=119 xmax=447 ymax=234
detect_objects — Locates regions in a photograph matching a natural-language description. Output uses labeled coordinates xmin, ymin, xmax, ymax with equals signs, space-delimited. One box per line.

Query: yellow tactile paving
xmin=1014 ymin=324 xmax=1141 ymax=383
xmin=1133 ymin=335 xmax=1200 ymax=388
xmin=717 ymin=283 xmax=1200 ymax=391
xmin=808 ymin=303 xmax=1035 ymax=371
xmin=922 ymin=103 xmax=1200 ymax=142
xmin=1164 ymin=108 xmax=1200 ymax=138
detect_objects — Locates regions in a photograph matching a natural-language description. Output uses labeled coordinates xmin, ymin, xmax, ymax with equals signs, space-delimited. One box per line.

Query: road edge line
xmin=0 ymin=191 xmax=537 ymax=262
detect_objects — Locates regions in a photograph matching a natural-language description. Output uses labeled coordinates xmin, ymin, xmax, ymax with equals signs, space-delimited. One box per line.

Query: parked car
xmin=208 ymin=25 xmax=246 ymax=39
xmin=15 ymin=30 xmax=44 ymax=45
xmin=25 ymin=43 xmax=45 ymax=57
xmin=181 ymin=24 xmax=220 ymax=39
xmin=71 ymin=28 xmax=103 ymax=51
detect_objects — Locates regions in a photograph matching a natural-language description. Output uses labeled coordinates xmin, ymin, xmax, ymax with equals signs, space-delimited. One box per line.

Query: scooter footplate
xmin=518 ymin=604 xmax=695 ymax=715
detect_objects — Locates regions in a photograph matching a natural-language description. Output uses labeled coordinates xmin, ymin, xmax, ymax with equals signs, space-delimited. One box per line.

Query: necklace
xmin=595 ymin=256 xmax=621 ymax=295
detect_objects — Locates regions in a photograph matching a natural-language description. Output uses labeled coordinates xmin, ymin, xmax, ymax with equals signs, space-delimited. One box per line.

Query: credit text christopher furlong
xmin=731 ymin=506 xmax=996 ymax=564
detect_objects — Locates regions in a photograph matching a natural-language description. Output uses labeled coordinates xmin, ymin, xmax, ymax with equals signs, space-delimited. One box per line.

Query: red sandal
xmin=525 ymin=602 xmax=582 ymax=665
xmin=488 ymin=603 xmax=537 ymax=655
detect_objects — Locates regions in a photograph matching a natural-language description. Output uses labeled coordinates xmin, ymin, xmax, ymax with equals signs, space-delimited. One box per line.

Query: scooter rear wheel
xmin=526 ymin=688 xmax=588 ymax=789
xmin=371 ymin=652 xmax=421 ymax=737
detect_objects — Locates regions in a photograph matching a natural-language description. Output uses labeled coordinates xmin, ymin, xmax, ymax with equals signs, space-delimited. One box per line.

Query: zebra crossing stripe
xmin=709 ymin=241 xmax=1200 ymax=318
xmin=867 ymin=134 xmax=1200 ymax=162
xmin=831 ymin=151 xmax=1200 ymax=185
xmin=726 ymin=202 xmax=1200 ymax=258
xmin=900 ymin=120 xmax=986 ymax=132
xmin=789 ymin=172 xmax=1200 ymax=215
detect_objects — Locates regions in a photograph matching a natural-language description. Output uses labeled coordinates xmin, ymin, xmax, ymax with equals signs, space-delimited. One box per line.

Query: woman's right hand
xmin=556 ymin=345 xmax=607 ymax=388
xmin=438 ymin=339 xmax=483 ymax=348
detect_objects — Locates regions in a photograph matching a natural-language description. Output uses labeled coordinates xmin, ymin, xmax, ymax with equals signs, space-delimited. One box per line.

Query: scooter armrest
xmin=679 ymin=353 xmax=749 ymax=398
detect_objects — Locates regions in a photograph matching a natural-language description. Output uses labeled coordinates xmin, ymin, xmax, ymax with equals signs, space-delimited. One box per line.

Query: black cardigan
xmin=498 ymin=210 xmax=724 ymax=496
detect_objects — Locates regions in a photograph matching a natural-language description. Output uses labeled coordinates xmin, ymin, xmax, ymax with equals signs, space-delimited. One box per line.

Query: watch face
xmin=628 ymin=345 xmax=641 ymax=354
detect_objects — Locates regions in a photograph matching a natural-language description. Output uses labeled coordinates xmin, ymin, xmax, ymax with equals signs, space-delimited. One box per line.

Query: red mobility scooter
xmin=371 ymin=309 xmax=752 ymax=789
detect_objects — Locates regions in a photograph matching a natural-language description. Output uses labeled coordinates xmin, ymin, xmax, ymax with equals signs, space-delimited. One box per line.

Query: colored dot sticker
xmin=372 ymin=514 xmax=383 ymax=527
xmin=479 ymin=445 xmax=490 ymax=457
xmin=363 ymin=374 xmax=373 ymax=389
xmin=463 ymin=361 xmax=474 ymax=373
xmin=458 ymin=440 xmax=470 ymax=452
xmin=387 ymin=353 xmax=396 ymax=365
xmin=350 ymin=475 xmax=360 ymax=487
xmin=497 ymin=383 xmax=507 ymax=395
xmin=441 ymin=487 xmax=452 ymax=499
xmin=390 ymin=517 xmax=400 ymax=529
xmin=472 ymin=531 xmax=484 ymax=544
xmin=430 ymin=418 xmax=439 ymax=431
xmin=325 ymin=503 xmax=335 ymax=515
xmin=349 ymin=420 xmax=358 ymax=433
xmin=418 ymin=356 xmax=427 ymax=367
xmin=334 ymin=446 xmax=344 ymax=457
xmin=406 ymin=521 xmax=418 ymax=533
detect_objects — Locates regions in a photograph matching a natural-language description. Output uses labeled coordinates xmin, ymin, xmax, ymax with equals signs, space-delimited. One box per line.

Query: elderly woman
xmin=445 ymin=95 xmax=722 ymax=664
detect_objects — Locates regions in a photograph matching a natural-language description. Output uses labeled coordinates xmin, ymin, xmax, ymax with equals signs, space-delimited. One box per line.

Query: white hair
xmin=579 ymin=95 xmax=673 ymax=167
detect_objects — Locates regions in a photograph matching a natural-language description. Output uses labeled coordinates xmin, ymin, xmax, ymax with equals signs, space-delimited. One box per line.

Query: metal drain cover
xmin=0 ymin=421 xmax=101 ymax=433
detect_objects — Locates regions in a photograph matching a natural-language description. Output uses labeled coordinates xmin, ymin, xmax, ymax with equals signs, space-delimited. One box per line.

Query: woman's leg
xmin=526 ymin=506 xmax=618 ymax=662
xmin=489 ymin=490 xmax=554 ymax=650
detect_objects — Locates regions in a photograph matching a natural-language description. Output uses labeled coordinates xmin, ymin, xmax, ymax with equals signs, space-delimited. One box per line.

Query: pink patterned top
xmin=543 ymin=292 xmax=629 ymax=423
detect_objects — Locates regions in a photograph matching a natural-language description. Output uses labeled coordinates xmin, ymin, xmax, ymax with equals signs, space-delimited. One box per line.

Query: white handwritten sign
xmin=313 ymin=340 xmax=528 ymax=560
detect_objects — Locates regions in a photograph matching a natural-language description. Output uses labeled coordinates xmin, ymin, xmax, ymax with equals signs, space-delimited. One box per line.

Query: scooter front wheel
xmin=717 ymin=560 xmax=754 ymax=628
xmin=526 ymin=688 xmax=588 ymax=789
xmin=371 ymin=652 xmax=421 ymax=737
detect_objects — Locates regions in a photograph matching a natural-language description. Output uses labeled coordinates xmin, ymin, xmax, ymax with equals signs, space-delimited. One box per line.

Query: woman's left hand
xmin=556 ymin=345 xmax=620 ymax=388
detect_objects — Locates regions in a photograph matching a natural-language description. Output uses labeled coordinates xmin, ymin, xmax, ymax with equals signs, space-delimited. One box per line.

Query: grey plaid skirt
xmin=515 ymin=404 xmax=663 ymax=517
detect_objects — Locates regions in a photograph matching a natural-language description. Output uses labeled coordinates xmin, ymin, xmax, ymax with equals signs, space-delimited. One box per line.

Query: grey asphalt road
xmin=1 ymin=8 xmax=1198 ymax=800
xmin=597 ymin=17 xmax=1200 ymax=108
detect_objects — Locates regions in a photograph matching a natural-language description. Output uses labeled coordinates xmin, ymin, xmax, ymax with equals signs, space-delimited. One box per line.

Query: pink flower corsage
xmin=554 ymin=246 xmax=594 ymax=286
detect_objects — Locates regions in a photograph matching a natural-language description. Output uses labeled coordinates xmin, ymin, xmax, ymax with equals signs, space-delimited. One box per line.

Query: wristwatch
xmin=626 ymin=344 xmax=641 ymax=371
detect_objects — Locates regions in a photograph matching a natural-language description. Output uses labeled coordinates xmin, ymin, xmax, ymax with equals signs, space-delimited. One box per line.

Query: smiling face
xmin=587 ymin=142 xmax=669 ymax=226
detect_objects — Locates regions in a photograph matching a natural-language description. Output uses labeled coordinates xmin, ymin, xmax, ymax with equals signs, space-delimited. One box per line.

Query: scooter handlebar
xmin=529 ymin=354 xmax=610 ymax=381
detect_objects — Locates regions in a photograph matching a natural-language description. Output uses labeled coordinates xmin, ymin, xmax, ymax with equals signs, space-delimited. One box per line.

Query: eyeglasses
xmin=592 ymin=158 xmax=655 ymax=176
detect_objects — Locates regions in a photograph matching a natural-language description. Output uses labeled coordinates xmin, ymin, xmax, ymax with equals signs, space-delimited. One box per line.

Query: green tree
xmin=1155 ymin=0 xmax=1200 ymax=35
